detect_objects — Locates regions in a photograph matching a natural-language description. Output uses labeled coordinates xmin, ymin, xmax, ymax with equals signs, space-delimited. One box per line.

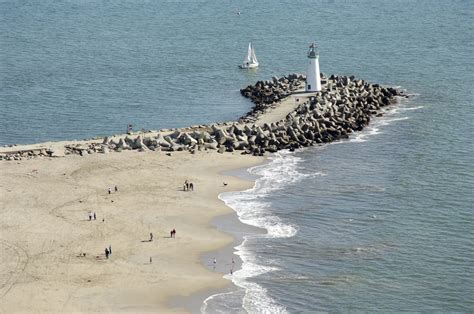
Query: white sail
xmin=250 ymin=45 xmax=258 ymax=64
xmin=243 ymin=42 xmax=252 ymax=63
xmin=240 ymin=42 xmax=259 ymax=69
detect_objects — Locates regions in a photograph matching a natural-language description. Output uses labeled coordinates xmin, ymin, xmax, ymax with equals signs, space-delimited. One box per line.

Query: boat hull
xmin=239 ymin=62 xmax=259 ymax=69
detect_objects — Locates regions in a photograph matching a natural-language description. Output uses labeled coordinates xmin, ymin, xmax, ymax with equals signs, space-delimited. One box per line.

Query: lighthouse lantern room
xmin=305 ymin=43 xmax=321 ymax=92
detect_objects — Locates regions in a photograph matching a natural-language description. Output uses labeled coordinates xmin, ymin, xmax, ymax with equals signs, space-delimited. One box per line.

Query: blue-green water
xmin=1 ymin=0 xmax=473 ymax=312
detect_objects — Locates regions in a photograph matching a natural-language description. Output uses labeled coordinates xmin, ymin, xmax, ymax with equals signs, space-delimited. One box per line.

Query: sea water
xmin=1 ymin=0 xmax=473 ymax=312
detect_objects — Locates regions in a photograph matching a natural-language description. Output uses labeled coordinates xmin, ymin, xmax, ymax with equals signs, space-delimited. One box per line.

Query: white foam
xmin=347 ymin=101 xmax=417 ymax=143
xmin=398 ymin=105 xmax=424 ymax=111
xmin=349 ymin=125 xmax=381 ymax=143
xmin=228 ymin=239 xmax=287 ymax=314
xmin=205 ymin=153 xmax=307 ymax=313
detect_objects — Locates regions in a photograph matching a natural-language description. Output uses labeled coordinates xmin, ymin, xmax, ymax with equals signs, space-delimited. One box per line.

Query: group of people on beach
xmin=88 ymin=212 xmax=97 ymax=221
xmin=149 ymin=229 xmax=176 ymax=240
xmin=108 ymin=185 xmax=118 ymax=194
xmin=183 ymin=180 xmax=194 ymax=191
xmin=84 ymin=183 xmax=182 ymax=262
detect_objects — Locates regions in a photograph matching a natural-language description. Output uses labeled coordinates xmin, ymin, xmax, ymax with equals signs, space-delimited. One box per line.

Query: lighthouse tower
xmin=305 ymin=43 xmax=321 ymax=92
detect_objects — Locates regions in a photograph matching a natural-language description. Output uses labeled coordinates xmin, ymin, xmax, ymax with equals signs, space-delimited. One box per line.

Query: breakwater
xmin=0 ymin=74 xmax=406 ymax=161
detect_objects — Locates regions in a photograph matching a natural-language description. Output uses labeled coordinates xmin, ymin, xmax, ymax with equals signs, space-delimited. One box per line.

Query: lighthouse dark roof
xmin=308 ymin=43 xmax=318 ymax=58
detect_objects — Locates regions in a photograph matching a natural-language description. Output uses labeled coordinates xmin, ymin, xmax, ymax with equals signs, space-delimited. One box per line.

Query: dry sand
xmin=0 ymin=150 xmax=264 ymax=312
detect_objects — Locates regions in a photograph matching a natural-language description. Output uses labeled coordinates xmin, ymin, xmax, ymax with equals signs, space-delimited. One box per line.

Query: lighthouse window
xmin=308 ymin=84 xmax=311 ymax=90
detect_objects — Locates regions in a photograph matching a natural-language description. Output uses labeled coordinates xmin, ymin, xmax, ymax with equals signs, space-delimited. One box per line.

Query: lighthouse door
xmin=307 ymin=84 xmax=311 ymax=90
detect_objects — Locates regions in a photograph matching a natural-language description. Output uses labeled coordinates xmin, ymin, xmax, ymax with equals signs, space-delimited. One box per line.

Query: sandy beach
xmin=0 ymin=149 xmax=263 ymax=312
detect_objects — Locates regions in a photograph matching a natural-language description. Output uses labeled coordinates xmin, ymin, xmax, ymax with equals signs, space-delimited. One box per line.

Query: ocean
xmin=1 ymin=0 xmax=473 ymax=312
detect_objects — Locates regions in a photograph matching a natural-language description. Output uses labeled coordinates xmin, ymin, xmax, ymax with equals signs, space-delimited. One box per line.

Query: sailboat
xmin=239 ymin=42 xmax=259 ymax=69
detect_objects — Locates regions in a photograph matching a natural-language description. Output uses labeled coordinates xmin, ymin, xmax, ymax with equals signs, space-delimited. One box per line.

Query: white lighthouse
xmin=305 ymin=43 xmax=321 ymax=92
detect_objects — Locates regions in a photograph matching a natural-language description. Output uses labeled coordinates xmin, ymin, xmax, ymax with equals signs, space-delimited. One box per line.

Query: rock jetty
xmin=0 ymin=74 xmax=406 ymax=161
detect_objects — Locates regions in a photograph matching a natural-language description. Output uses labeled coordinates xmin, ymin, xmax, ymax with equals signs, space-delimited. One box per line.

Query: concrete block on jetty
xmin=0 ymin=73 xmax=407 ymax=161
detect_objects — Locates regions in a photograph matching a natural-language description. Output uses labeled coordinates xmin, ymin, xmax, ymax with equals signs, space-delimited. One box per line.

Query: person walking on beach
xmin=150 ymin=257 xmax=153 ymax=264
xmin=150 ymin=233 xmax=154 ymax=242
xmin=185 ymin=180 xmax=189 ymax=191
xmin=115 ymin=185 xmax=118 ymax=192
xmin=89 ymin=212 xmax=92 ymax=221
xmin=93 ymin=212 xmax=97 ymax=220
xmin=189 ymin=183 xmax=194 ymax=191
xmin=109 ymin=245 xmax=112 ymax=255
xmin=108 ymin=187 xmax=111 ymax=194
xmin=105 ymin=248 xmax=109 ymax=259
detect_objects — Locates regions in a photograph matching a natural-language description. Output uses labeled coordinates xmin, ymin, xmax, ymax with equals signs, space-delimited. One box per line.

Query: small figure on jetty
xmin=150 ymin=232 xmax=154 ymax=241
xmin=108 ymin=187 xmax=111 ymax=195
xmin=127 ymin=124 xmax=133 ymax=134
xmin=93 ymin=212 xmax=97 ymax=220
xmin=170 ymin=229 xmax=176 ymax=238
xmin=105 ymin=248 xmax=110 ymax=259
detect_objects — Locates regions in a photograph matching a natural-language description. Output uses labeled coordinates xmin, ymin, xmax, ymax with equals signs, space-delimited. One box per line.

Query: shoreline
xmin=173 ymin=165 xmax=268 ymax=313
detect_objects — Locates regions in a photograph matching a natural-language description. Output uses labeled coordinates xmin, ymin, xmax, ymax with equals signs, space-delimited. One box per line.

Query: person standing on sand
xmin=89 ymin=212 xmax=92 ymax=221
xmin=109 ymin=245 xmax=112 ymax=255
xmin=150 ymin=233 xmax=153 ymax=241
xmin=93 ymin=212 xmax=97 ymax=220
xmin=115 ymin=185 xmax=118 ymax=192
xmin=108 ymin=187 xmax=111 ymax=194
xmin=105 ymin=248 xmax=109 ymax=259
xmin=190 ymin=183 xmax=194 ymax=191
